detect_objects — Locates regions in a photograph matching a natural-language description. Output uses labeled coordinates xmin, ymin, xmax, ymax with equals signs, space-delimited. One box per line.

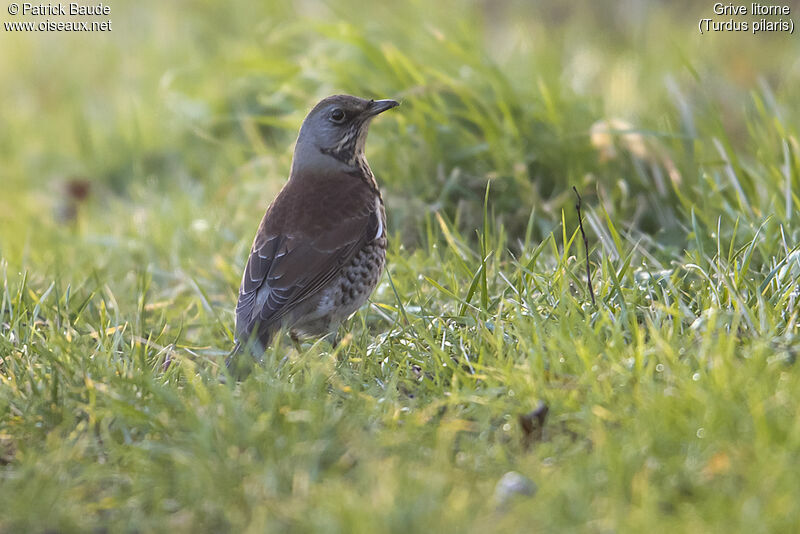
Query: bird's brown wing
xmin=235 ymin=179 xmax=380 ymax=346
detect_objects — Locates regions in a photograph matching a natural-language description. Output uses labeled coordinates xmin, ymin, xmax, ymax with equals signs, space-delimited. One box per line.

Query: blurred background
xmin=1 ymin=0 xmax=798 ymax=305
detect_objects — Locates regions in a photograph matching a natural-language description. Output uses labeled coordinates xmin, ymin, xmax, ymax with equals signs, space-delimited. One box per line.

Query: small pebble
xmin=493 ymin=471 xmax=537 ymax=508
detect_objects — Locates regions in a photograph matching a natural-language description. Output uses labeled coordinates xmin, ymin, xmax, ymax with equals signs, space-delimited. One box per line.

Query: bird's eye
xmin=330 ymin=108 xmax=346 ymax=123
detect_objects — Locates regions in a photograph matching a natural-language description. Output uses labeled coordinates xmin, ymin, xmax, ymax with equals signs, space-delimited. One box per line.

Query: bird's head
xmin=292 ymin=95 xmax=399 ymax=173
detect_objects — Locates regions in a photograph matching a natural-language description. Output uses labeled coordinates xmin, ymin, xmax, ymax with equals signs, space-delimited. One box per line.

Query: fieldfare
xmin=233 ymin=94 xmax=399 ymax=355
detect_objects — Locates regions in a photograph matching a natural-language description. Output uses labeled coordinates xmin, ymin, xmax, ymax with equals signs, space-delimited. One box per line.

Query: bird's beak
xmin=365 ymin=99 xmax=400 ymax=117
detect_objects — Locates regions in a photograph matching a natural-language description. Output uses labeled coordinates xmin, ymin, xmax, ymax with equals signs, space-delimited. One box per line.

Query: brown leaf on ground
xmin=518 ymin=400 xmax=549 ymax=450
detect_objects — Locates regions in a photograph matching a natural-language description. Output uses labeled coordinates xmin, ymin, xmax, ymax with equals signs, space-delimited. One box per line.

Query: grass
xmin=1 ymin=0 xmax=800 ymax=532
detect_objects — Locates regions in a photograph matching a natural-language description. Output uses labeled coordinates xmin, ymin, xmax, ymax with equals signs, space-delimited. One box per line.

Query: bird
xmin=233 ymin=94 xmax=399 ymax=356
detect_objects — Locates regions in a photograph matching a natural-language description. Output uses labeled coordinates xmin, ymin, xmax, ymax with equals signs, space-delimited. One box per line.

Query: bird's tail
xmin=225 ymin=343 xmax=241 ymax=369
xmin=225 ymin=331 xmax=267 ymax=377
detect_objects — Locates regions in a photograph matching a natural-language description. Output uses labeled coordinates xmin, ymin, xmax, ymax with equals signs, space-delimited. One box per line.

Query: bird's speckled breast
xmin=293 ymin=235 xmax=386 ymax=337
